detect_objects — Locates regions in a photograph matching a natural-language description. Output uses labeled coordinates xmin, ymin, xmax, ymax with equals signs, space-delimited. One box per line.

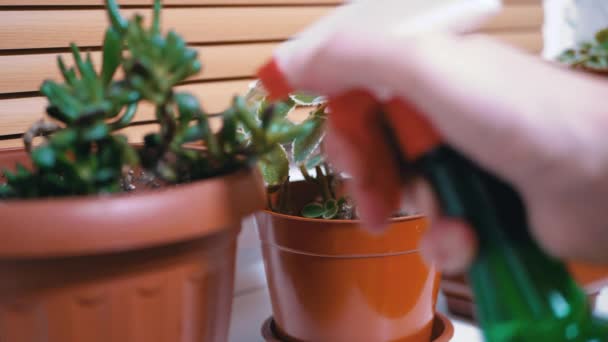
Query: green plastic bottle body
xmin=471 ymin=243 xmax=608 ymax=341
xmin=417 ymin=146 xmax=608 ymax=342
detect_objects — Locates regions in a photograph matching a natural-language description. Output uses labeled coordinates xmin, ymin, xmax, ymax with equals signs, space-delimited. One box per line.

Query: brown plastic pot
xmin=255 ymin=181 xmax=441 ymax=342
xmin=0 ymin=148 xmax=266 ymax=341
xmin=261 ymin=313 xmax=454 ymax=341
xmin=442 ymin=262 xmax=608 ymax=320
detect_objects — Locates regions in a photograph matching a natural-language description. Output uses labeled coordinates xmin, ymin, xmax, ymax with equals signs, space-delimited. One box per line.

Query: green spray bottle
xmin=365 ymin=95 xmax=608 ymax=342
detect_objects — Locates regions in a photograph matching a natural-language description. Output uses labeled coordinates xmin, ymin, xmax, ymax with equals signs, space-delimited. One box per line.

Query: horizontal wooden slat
xmin=487 ymin=31 xmax=543 ymax=53
xmin=0 ymin=123 xmax=158 ymax=150
xmin=481 ymin=4 xmax=542 ymax=32
xmin=0 ymin=7 xmax=332 ymax=50
xmin=0 ymin=4 xmax=540 ymax=50
xmin=0 ymin=79 xmax=253 ymax=136
xmin=0 ymin=0 xmax=340 ymax=5
xmin=0 ymin=42 xmax=275 ymax=94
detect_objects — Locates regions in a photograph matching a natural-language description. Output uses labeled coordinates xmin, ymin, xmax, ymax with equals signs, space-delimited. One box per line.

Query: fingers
xmin=402 ymin=178 xmax=478 ymax=275
xmin=281 ymin=29 xmax=405 ymax=98
xmin=324 ymin=90 xmax=404 ymax=232
xmin=420 ymin=218 xmax=478 ymax=275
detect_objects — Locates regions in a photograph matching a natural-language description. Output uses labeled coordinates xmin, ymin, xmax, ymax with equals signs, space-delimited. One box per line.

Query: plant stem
xmin=316 ymin=165 xmax=332 ymax=201
xmin=322 ymin=162 xmax=336 ymax=199
xmin=278 ymin=176 xmax=290 ymax=214
xmin=299 ymin=164 xmax=317 ymax=183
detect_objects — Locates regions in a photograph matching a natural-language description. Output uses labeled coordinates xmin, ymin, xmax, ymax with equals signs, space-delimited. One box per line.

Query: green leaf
xmin=175 ymin=92 xmax=201 ymax=127
xmin=220 ymin=109 xmax=238 ymax=151
xmin=95 ymin=168 xmax=116 ymax=183
xmin=305 ymin=154 xmax=324 ymax=170
xmin=109 ymin=102 xmax=137 ymax=130
xmin=233 ymin=96 xmax=263 ymax=141
xmin=152 ymin=0 xmax=162 ymax=36
xmin=101 ymin=28 xmax=123 ymax=87
xmin=105 ymin=0 xmax=128 ymax=32
xmin=289 ymin=93 xmax=326 ymax=106
xmin=301 ymin=203 xmax=324 ymax=218
xmin=257 ymin=144 xmax=289 ymax=187
xmin=57 ymin=56 xmax=78 ymax=86
xmin=16 ymin=164 xmax=30 ymax=178
xmin=273 ymin=100 xmax=296 ymax=119
xmin=50 ymin=129 xmax=77 ymax=148
xmin=32 ymin=146 xmax=56 ymax=169
xmin=323 ymin=199 xmax=339 ymax=219
xmin=82 ymin=122 xmax=110 ymax=141
xmin=292 ymin=116 xmax=325 ymax=163
xmin=596 ymin=28 xmax=608 ymax=44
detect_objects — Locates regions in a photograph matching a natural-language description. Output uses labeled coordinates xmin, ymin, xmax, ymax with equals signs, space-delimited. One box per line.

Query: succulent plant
xmin=0 ymin=0 xmax=309 ymax=199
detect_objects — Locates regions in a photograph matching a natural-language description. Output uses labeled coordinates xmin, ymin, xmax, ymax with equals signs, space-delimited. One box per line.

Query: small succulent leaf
xmin=337 ymin=196 xmax=347 ymax=207
xmin=220 ymin=109 xmax=238 ymax=150
xmin=257 ymin=144 xmax=289 ymax=187
xmin=175 ymin=92 xmax=201 ymax=127
xmin=322 ymin=199 xmax=339 ymax=219
xmin=301 ymin=203 xmax=325 ymax=218
xmin=233 ymin=96 xmax=263 ymax=141
xmin=109 ymin=102 xmax=137 ymax=130
xmin=292 ymin=116 xmax=325 ymax=163
xmin=82 ymin=122 xmax=110 ymax=141
xmin=101 ymin=28 xmax=123 ymax=87
xmin=16 ymin=164 xmax=30 ymax=178
xmin=95 ymin=168 xmax=116 ymax=183
xmin=152 ymin=0 xmax=162 ymax=36
xmin=31 ymin=146 xmax=56 ymax=169
xmin=3 ymin=170 xmax=16 ymax=183
xmin=105 ymin=0 xmax=128 ymax=32
xmin=50 ymin=129 xmax=77 ymax=148
xmin=57 ymin=56 xmax=78 ymax=86
xmin=0 ymin=184 xmax=13 ymax=198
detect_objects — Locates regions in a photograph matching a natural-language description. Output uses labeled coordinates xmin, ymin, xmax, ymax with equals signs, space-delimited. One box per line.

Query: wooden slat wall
xmin=0 ymin=0 xmax=543 ymax=148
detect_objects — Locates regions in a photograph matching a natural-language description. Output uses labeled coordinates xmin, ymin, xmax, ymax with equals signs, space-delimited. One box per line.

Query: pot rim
xmin=0 ymin=148 xmax=266 ymax=258
xmin=261 ymin=208 xmax=425 ymax=225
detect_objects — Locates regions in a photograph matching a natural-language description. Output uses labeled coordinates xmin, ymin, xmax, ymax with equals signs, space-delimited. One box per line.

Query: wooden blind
xmin=0 ymin=0 xmax=543 ymax=148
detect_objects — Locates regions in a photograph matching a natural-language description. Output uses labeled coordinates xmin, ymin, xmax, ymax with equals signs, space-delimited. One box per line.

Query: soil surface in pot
xmin=268 ymin=178 xmax=416 ymax=221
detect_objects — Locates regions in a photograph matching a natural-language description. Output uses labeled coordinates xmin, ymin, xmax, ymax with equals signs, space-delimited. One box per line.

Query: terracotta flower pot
xmin=441 ymin=262 xmax=608 ymax=321
xmin=255 ymin=181 xmax=441 ymax=341
xmin=0 ymin=148 xmax=266 ymax=341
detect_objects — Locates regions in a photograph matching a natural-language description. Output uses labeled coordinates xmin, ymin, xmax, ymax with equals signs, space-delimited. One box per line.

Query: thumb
xmin=259 ymin=29 xmax=405 ymax=99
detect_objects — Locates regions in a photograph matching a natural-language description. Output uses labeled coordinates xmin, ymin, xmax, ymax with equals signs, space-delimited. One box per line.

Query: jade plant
xmin=245 ymin=82 xmax=357 ymax=220
xmin=557 ymin=27 xmax=608 ymax=72
xmin=0 ymin=0 xmax=309 ymax=199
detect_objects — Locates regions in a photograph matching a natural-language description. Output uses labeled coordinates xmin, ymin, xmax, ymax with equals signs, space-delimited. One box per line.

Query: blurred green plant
xmin=557 ymin=27 xmax=608 ymax=72
xmin=0 ymin=0 xmax=308 ymax=199
xmin=245 ymin=82 xmax=356 ymax=219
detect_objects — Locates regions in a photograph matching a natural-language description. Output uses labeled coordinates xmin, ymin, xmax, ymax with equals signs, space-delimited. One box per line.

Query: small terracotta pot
xmin=255 ymin=181 xmax=440 ymax=341
xmin=441 ymin=262 xmax=608 ymax=320
xmin=0 ymin=148 xmax=265 ymax=341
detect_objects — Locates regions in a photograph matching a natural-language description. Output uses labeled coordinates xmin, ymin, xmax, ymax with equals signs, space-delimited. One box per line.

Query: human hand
xmin=264 ymin=30 xmax=608 ymax=274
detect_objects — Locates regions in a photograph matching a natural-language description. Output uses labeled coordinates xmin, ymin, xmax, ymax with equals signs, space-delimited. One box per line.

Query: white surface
xmin=543 ymin=0 xmax=608 ymax=59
